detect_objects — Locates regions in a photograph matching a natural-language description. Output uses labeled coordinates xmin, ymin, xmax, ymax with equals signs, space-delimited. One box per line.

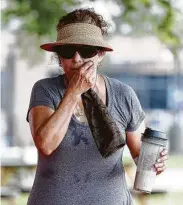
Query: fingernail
xmin=157 ymin=159 xmax=161 ymax=162
xmin=152 ymin=166 xmax=156 ymax=172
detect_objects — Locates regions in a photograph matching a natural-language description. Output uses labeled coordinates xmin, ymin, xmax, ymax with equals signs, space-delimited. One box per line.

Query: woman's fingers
xmin=79 ymin=61 xmax=96 ymax=87
xmin=160 ymin=148 xmax=168 ymax=156
xmin=156 ymin=166 xmax=166 ymax=175
xmin=154 ymin=161 xmax=167 ymax=175
xmin=71 ymin=61 xmax=96 ymax=93
xmin=155 ymin=162 xmax=165 ymax=168
xmin=68 ymin=61 xmax=97 ymax=95
xmin=154 ymin=148 xmax=168 ymax=175
xmin=157 ymin=155 xmax=168 ymax=163
xmin=79 ymin=61 xmax=94 ymax=74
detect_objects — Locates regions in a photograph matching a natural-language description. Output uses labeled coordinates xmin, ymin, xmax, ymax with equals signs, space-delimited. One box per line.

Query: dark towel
xmin=81 ymin=89 xmax=126 ymax=158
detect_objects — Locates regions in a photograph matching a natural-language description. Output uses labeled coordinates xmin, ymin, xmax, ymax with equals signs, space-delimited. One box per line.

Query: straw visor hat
xmin=40 ymin=23 xmax=113 ymax=52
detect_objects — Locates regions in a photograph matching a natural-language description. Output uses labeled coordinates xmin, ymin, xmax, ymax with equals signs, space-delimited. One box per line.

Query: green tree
xmin=117 ymin=0 xmax=182 ymax=53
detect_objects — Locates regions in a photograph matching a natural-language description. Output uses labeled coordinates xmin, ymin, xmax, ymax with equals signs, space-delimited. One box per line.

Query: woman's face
xmin=57 ymin=45 xmax=105 ymax=80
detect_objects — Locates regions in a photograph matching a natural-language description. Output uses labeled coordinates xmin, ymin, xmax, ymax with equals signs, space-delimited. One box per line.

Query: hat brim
xmin=40 ymin=36 xmax=113 ymax=52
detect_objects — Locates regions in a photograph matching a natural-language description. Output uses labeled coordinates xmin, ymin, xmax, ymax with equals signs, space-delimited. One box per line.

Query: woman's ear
xmin=57 ymin=54 xmax=62 ymax=67
xmin=98 ymin=50 xmax=106 ymax=62
xmin=97 ymin=51 xmax=106 ymax=68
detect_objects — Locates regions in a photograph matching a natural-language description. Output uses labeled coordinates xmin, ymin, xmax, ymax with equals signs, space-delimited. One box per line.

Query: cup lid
xmin=143 ymin=127 xmax=167 ymax=140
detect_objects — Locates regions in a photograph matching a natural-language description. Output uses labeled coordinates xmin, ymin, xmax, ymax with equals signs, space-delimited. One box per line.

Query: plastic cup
xmin=133 ymin=127 xmax=168 ymax=193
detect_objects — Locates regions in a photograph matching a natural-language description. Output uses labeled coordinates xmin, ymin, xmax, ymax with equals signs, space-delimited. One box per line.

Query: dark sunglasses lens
xmin=55 ymin=46 xmax=99 ymax=59
xmin=56 ymin=46 xmax=76 ymax=59
xmin=79 ymin=47 xmax=98 ymax=58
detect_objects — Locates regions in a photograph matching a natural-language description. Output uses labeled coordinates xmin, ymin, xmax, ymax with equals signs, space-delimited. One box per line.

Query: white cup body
xmin=133 ymin=141 xmax=164 ymax=193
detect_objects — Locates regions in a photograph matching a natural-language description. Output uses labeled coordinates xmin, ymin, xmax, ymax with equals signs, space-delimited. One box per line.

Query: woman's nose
xmin=72 ymin=51 xmax=83 ymax=62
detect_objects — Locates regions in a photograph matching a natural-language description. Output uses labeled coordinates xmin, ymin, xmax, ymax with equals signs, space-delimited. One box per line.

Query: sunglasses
xmin=54 ymin=45 xmax=101 ymax=59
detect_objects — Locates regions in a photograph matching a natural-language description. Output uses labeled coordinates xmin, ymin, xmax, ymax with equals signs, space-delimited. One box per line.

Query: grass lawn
xmin=167 ymin=154 xmax=183 ymax=168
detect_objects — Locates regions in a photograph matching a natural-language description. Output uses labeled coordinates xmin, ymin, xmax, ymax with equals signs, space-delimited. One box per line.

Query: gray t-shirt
xmin=26 ymin=74 xmax=145 ymax=205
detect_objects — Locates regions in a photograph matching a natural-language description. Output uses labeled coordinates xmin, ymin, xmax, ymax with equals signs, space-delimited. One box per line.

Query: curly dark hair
xmin=56 ymin=8 xmax=109 ymax=36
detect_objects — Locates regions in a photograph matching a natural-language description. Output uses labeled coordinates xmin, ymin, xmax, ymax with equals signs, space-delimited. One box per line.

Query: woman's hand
xmin=154 ymin=148 xmax=168 ymax=175
xmin=67 ymin=61 xmax=97 ymax=96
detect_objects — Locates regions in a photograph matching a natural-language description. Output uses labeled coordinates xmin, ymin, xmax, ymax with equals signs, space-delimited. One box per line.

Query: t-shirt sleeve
xmin=125 ymin=86 xmax=145 ymax=132
xmin=26 ymin=80 xmax=55 ymax=122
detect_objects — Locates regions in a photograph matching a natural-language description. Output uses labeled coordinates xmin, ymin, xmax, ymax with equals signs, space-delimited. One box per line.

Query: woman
xmin=27 ymin=8 xmax=168 ymax=205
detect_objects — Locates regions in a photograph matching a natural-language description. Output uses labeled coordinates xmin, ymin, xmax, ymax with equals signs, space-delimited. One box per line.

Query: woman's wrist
xmin=64 ymin=88 xmax=81 ymax=102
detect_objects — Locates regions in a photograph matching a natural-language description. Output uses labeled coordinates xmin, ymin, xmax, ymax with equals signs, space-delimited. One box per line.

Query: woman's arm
xmin=28 ymin=90 xmax=79 ymax=156
xmin=28 ymin=61 xmax=95 ymax=156
xmin=126 ymin=120 xmax=146 ymax=160
xmin=126 ymin=120 xmax=168 ymax=174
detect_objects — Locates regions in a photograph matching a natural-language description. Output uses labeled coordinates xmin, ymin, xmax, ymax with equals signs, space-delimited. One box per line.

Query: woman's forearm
xmin=36 ymin=90 xmax=79 ymax=155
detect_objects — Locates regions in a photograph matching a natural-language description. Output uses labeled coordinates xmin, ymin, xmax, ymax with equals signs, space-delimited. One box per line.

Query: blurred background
xmin=1 ymin=0 xmax=183 ymax=204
